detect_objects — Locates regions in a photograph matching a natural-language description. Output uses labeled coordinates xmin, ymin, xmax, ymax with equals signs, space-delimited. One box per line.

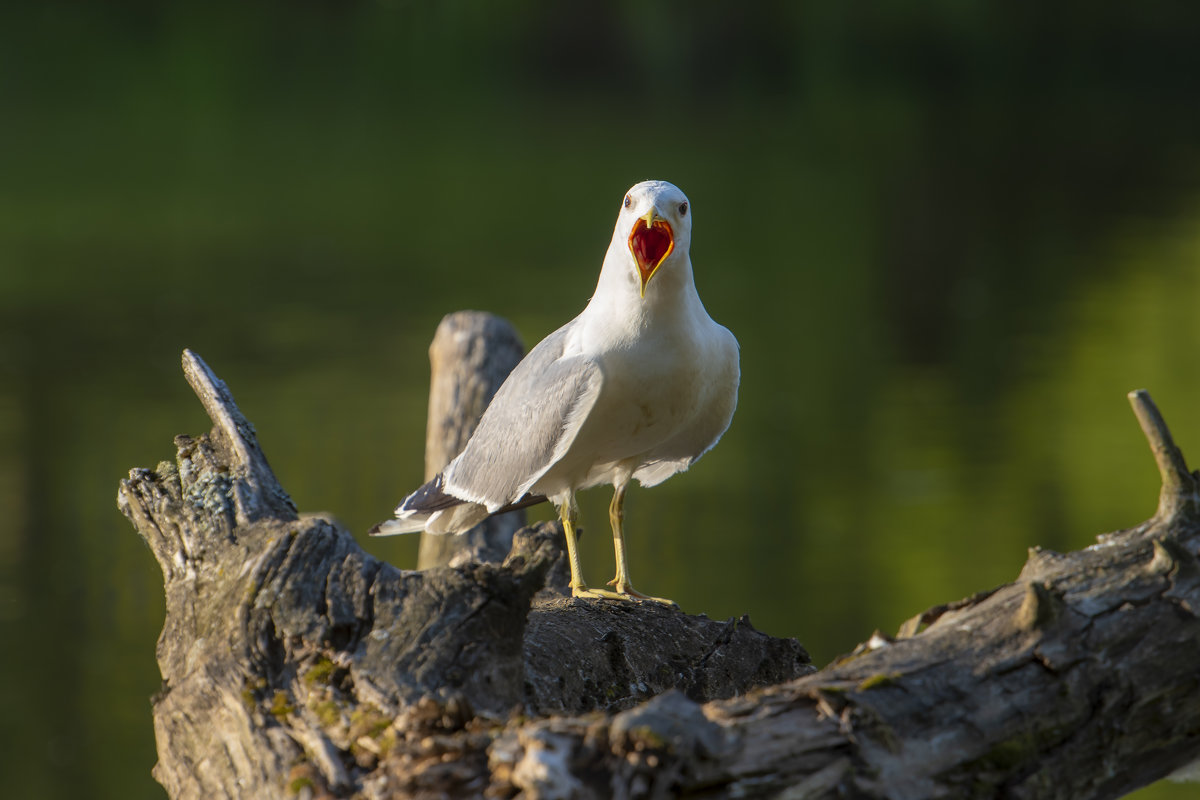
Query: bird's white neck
xmin=584 ymin=240 xmax=700 ymax=326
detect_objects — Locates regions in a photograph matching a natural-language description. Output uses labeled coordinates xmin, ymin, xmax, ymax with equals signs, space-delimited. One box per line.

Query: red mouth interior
xmin=629 ymin=221 xmax=673 ymax=281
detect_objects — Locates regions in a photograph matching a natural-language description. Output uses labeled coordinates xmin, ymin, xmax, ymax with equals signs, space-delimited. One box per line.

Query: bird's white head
xmin=615 ymin=180 xmax=693 ymax=298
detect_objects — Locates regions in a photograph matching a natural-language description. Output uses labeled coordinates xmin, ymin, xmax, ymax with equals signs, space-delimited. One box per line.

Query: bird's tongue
xmin=630 ymin=222 xmax=673 ymax=285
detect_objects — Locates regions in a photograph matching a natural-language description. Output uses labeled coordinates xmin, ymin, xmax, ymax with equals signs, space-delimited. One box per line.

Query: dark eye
xmin=624 ymin=195 xmax=632 ymax=209
xmin=679 ymin=202 xmax=688 ymax=216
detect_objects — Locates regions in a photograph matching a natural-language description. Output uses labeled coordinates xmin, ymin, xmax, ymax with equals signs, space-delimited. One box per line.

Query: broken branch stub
xmin=1128 ymin=389 xmax=1200 ymax=524
xmin=418 ymin=310 xmax=527 ymax=569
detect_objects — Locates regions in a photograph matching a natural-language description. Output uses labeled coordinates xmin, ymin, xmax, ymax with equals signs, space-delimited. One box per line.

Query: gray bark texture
xmin=116 ymin=348 xmax=1200 ymax=800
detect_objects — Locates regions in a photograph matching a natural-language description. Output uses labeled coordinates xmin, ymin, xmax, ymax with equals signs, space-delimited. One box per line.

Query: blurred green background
xmin=3 ymin=1 xmax=1200 ymax=797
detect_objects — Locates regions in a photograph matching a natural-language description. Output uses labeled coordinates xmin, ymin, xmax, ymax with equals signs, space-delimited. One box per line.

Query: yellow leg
xmin=607 ymin=482 xmax=631 ymax=592
xmin=605 ymin=482 xmax=676 ymax=605
xmin=559 ymin=497 xmax=621 ymax=601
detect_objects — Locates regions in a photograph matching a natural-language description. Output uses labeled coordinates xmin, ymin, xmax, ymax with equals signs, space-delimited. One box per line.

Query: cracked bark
xmin=118 ymin=345 xmax=1200 ymax=799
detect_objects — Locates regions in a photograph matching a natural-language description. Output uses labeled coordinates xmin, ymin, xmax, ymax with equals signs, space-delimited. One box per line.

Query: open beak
xmin=627 ymin=208 xmax=674 ymax=297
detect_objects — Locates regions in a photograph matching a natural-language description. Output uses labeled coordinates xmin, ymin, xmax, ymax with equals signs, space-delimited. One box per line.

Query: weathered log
xmin=417 ymin=311 xmax=527 ymax=569
xmin=487 ymin=390 xmax=1200 ymax=800
xmin=117 ymin=349 xmax=811 ymax=799
xmin=118 ymin=345 xmax=1200 ymax=799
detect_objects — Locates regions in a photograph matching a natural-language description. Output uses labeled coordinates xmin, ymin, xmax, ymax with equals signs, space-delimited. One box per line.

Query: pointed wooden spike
xmin=181 ymin=349 xmax=297 ymax=524
xmin=1128 ymin=390 xmax=1200 ymax=523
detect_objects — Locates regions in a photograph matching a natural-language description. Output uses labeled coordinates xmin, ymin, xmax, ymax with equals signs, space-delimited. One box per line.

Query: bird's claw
xmin=604 ymin=579 xmax=678 ymax=606
xmin=569 ymin=584 xmax=675 ymax=605
xmin=570 ymin=586 xmax=626 ymax=601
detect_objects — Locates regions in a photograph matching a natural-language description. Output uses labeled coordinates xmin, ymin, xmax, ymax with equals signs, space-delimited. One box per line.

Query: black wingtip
xmin=403 ymin=473 xmax=464 ymax=513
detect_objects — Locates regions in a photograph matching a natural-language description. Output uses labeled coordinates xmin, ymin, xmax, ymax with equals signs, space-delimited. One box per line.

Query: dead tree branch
xmin=117 ymin=349 xmax=1200 ymax=799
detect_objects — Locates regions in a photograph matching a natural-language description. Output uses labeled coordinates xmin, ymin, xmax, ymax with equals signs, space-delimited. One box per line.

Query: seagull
xmin=371 ymin=180 xmax=740 ymax=603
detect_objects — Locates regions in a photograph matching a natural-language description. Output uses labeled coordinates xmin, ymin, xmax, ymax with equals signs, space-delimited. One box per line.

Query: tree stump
xmin=416 ymin=311 xmax=527 ymax=569
xmin=117 ymin=345 xmax=1200 ymax=799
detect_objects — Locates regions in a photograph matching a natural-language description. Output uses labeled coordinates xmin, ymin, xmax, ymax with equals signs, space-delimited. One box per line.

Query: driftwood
xmin=118 ymin=349 xmax=810 ymax=799
xmin=417 ymin=312 xmax=527 ymax=569
xmin=117 ymin=343 xmax=1200 ymax=799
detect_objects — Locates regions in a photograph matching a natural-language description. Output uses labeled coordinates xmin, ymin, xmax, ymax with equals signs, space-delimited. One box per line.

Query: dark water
xmin=3 ymin=3 xmax=1199 ymax=797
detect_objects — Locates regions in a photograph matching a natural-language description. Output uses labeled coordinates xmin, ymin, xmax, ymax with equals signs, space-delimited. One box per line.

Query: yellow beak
xmin=628 ymin=207 xmax=675 ymax=297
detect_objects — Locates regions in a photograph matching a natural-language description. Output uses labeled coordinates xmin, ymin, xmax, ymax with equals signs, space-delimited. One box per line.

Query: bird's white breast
xmin=532 ymin=256 xmax=739 ymax=496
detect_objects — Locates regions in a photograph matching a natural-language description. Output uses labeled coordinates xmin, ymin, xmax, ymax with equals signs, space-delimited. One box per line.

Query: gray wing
xmin=441 ymin=320 xmax=602 ymax=510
